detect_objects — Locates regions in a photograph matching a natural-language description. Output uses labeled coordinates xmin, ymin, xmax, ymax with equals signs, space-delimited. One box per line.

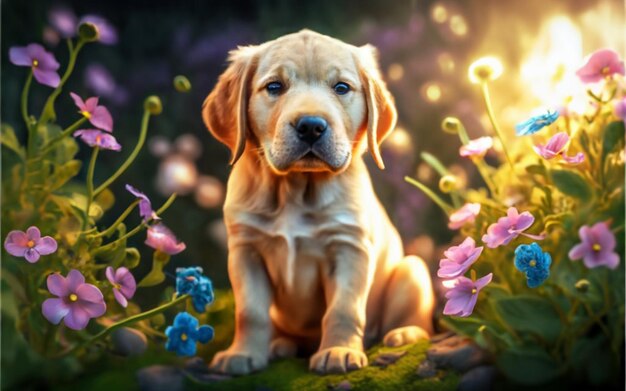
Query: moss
xmin=187 ymin=341 xmax=459 ymax=391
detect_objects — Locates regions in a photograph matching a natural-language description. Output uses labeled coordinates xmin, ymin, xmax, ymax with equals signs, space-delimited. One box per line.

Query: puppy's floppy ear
xmin=202 ymin=46 xmax=258 ymax=165
xmin=355 ymin=44 xmax=398 ymax=170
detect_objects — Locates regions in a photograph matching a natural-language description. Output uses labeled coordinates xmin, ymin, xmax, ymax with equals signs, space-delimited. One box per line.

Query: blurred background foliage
xmin=1 ymin=0 xmax=624 ymax=388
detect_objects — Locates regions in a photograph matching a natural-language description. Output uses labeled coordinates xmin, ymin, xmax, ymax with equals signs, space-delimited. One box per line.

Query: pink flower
xmin=443 ymin=273 xmax=492 ymax=317
xmin=533 ymin=132 xmax=584 ymax=164
xmin=42 ymin=270 xmax=106 ymax=330
xmin=576 ymin=49 xmax=625 ymax=83
xmin=105 ymin=267 xmax=136 ymax=307
xmin=145 ymin=224 xmax=186 ymax=255
xmin=459 ymin=137 xmax=493 ymax=158
xmin=9 ymin=43 xmax=61 ymax=87
xmin=4 ymin=226 xmax=57 ymax=263
xmin=70 ymin=92 xmax=113 ymax=132
xmin=614 ymin=97 xmax=626 ymax=120
xmin=437 ymin=237 xmax=484 ymax=279
xmin=126 ymin=184 xmax=159 ymax=222
xmin=482 ymin=207 xmax=544 ymax=248
xmin=74 ymin=129 xmax=121 ymax=151
xmin=569 ymin=222 xmax=620 ymax=269
xmin=448 ymin=203 xmax=481 ymax=230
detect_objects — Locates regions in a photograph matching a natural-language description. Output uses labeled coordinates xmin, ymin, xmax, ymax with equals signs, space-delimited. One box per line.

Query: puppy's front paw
xmin=210 ymin=348 xmax=268 ymax=375
xmin=309 ymin=347 xmax=368 ymax=374
xmin=383 ymin=325 xmax=429 ymax=347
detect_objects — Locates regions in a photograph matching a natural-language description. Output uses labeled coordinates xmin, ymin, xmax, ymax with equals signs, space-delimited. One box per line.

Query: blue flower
xmin=514 ymin=243 xmax=552 ymax=288
xmin=176 ymin=267 xmax=214 ymax=313
xmin=165 ymin=312 xmax=214 ymax=356
xmin=515 ymin=110 xmax=559 ymax=136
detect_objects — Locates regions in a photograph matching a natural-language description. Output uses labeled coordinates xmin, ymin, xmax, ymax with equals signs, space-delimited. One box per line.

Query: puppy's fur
xmin=203 ymin=30 xmax=434 ymax=375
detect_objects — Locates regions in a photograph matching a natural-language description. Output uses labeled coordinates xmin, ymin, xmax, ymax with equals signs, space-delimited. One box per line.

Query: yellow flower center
xmin=81 ymin=110 xmax=92 ymax=119
xmin=69 ymin=293 xmax=78 ymax=302
xmin=113 ymin=283 xmax=122 ymax=290
xmin=592 ymin=243 xmax=601 ymax=252
xmin=601 ymin=66 xmax=610 ymax=75
xmin=529 ymin=260 xmax=537 ymax=267
xmin=181 ymin=333 xmax=188 ymax=341
xmin=32 ymin=59 xmax=39 ymax=67
xmin=471 ymin=288 xmax=477 ymax=294
xmin=27 ymin=240 xmax=36 ymax=248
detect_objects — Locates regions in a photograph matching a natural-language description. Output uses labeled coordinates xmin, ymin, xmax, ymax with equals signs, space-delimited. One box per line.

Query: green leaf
xmin=138 ymin=251 xmax=171 ymax=287
xmin=94 ymin=188 xmax=116 ymax=213
xmin=493 ymin=296 xmax=562 ymax=343
xmin=498 ymin=345 xmax=563 ymax=385
xmin=570 ymin=335 xmax=614 ymax=385
xmin=602 ymin=120 xmax=625 ymax=159
xmin=550 ymin=169 xmax=592 ymax=202
xmin=525 ymin=164 xmax=547 ymax=176
xmin=49 ymin=160 xmax=82 ymax=191
xmin=0 ymin=125 xmax=25 ymax=160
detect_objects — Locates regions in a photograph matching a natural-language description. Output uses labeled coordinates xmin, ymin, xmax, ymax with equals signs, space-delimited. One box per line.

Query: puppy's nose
xmin=295 ymin=116 xmax=328 ymax=145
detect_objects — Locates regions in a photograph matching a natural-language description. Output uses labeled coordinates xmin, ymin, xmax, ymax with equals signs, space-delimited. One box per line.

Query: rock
xmin=427 ymin=337 xmax=490 ymax=372
xmin=457 ymin=365 xmax=497 ymax=391
xmin=110 ymin=327 xmax=148 ymax=357
xmin=372 ymin=350 xmax=407 ymax=367
xmin=430 ymin=331 xmax=455 ymax=343
xmin=416 ymin=359 xmax=438 ymax=378
xmin=136 ymin=365 xmax=184 ymax=391
xmin=183 ymin=357 xmax=232 ymax=383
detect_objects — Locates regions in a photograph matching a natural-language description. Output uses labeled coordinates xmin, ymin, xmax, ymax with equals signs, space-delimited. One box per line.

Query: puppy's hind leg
xmin=381 ymin=255 xmax=435 ymax=347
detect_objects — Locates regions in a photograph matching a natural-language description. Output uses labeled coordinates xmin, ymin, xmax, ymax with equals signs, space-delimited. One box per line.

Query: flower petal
xmin=33 ymin=68 xmax=61 ymax=88
xmin=105 ymin=266 xmax=116 ymax=284
xmin=561 ymin=152 xmax=584 ymax=164
xmin=26 ymin=226 xmax=42 ymax=241
xmin=80 ymin=299 xmax=107 ymax=318
xmin=90 ymin=105 xmax=113 ymax=132
xmin=47 ymin=273 xmax=69 ymax=296
xmin=9 ymin=46 xmax=32 ymax=66
xmin=42 ymin=298 xmax=70 ymax=324
xmin=66 ymin=269 xmax=86 ymax=292
xmin=24 ymin=249 xmax=41 ymax=263
xmin=113 ymin=288 xmax=128 ymax=307
xmin=76 ymin=283 xmax=105 ymax=303
xmin=63 ymin=306 xmax=90 ymax=330
xmin=195 ymin=325 xmax=214 ymax=344
xmin=34 ymin=236 xmax=58 ymax=255
xmin=4 ymin=230 xmax=28 ymax=257
xmin=70 ymin=92 xmax=86 ymax=111
xmin=568 ymin=243 xmax=588 ymax=260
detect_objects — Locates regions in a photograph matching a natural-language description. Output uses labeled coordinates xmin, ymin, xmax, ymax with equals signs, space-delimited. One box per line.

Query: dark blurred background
xmin=2 ymin=0 xmax=624 ymax=295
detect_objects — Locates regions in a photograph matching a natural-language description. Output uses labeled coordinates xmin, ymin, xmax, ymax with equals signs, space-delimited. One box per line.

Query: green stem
xmin=93 ymin=110 xmax=152 ymax=197
xmin=21 ymin=71 xmax=33 ymax=136
xmin=38 ymin=39 xmax=86 ymax=126
xmin=95 ymin=193 xmax=178 ymax=253
xmin=420 ymin=152 xmax=462 ymax=208
xmin=66 ymin=294 xmax=190 ymax=357
xmin=83 ymin=147 xmax=100 ymax=230
xmin=93 ymin=199 xmax=140 ymax=238
xmin=480 ymin=82 xmax=515 ymax=171
xmin=456 ymin=121 xmax=471 ymax=145
xmin=473 ymin=157 xmax=498 ymax=196
xmin=41 ymin=117 xmax=88 ymax=154
xmin=405 ymin=176 xmax=453 ymax=215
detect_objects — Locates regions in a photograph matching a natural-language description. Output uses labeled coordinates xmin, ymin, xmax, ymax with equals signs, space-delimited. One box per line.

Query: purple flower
xmin=4 ymin=226 xmax=57 ymax=263
xmin=70 ymin=92 xmax=113 ymax=132
xmin=79 ymin=15 xmax=118 ymax=45
xmin=126 ymin=184 xmax=159 ymax=221
xmin=576 ymin=49 xmax=625 ymax=83
xmin=459 ymin=137 xmax=493 ymax=158
xmin=48 ymin=6 xmax=78 ymax=38
xmin=614 ymin=97 xmax=626 ymax=120
xmin=443 ymin=273 xmax=492 ymax=317
xmin=84 ymin=63 xmax=117 ymax=97
xmin=9 ymin=44 xmax=60 ymax=87
xmin=74 ymin=129 xmax=121 ymax=151
xmin=482 ymin=207 xmax=544 ymax=248
xmin=569 ymin=222 xmax=620 ymax=269
xmin=437 ymin=237 xmax=484 ymax=279
xmin=105 ymin=266 xmax=136 ymax=307
xmin=145 ymin=224 xmax=186 ymax=255
xmin=533 ymin=132 xmax=584 ymax=164
xmin=448 ymin=203 xmax=481 ymax=230
xmin=42 ymin=269 xmax=106 ymax=330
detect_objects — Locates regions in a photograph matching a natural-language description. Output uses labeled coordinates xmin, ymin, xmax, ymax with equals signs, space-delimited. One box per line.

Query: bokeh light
xmin=156 ymin=155 xmax=198 ymax=196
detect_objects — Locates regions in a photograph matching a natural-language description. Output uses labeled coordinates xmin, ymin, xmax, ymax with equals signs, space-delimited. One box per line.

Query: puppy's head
xmin=203 ymin=30 xmax=397 ymax=174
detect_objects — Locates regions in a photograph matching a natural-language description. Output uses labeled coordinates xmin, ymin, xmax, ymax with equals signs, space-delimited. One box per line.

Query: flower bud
xmin=145 ymin=96 xmax=163 ymax=115
xmin=575 ymin=279 xmax=590 ymax=293
xmin=439 ymin=175 xmax=459 ymax=193
xmin=441 ymin=117 xmax=461 ymax=134
xmin=78 ymin=22 xmax=99 ymax=42
xmin=173 ymin=75 xmax=192 ymax=93
xmin=468 ymin=56 xmax=503 ymax=84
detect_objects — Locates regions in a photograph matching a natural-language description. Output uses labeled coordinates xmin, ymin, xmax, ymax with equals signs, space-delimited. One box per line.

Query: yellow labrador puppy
xmin=203 ymin=29 xmax=434 ymax=375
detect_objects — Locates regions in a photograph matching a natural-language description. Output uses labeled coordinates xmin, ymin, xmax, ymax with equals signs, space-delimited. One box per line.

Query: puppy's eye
xmin=266 ymin=81 xmax=283 ymax=95
xmin=333 ymin=82 xmax=350 ymax=95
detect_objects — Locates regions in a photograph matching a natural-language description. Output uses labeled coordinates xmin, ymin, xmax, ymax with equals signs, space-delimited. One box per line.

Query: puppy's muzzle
xmin=295 ymin=116 xmax=328 ymax=145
